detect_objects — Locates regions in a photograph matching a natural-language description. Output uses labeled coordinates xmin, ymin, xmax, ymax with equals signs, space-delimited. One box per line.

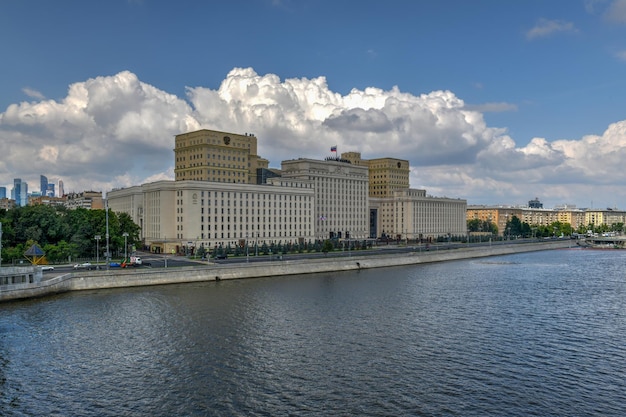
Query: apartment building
xmin=28 ymin=196 xmax=67 ymax=207
xmin=466 ymin=206 xmax=522 ymax=236
xmin=65 ymin=191 xmax=104 ymax=210
xmin=467 ymin=205 xmax=626 ymax=235
xmin=585 ymin=209 xmax=626 ymax=229
xmin=0 ymin=197 xmax=16 ymax=210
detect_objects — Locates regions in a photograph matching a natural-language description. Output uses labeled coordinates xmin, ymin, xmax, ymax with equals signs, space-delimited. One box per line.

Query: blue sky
xmin=1 ymin=0 xmax=626 ymax=209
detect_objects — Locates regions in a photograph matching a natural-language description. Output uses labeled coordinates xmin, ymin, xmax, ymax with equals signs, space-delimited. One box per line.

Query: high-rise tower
xmin=40 ymin=175 xmax=48 ymax=197
xmin=174 ymin=129 xmax=268 ymax=184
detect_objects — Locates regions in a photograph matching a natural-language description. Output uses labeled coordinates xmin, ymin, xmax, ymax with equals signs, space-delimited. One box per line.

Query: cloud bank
xmin=1 ymin=67 xmax=625 ymax=208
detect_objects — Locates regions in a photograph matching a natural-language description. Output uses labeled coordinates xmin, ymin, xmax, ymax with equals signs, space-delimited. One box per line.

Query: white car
xmin=41 ymin=265 xmax=54 ymax=271
xmin=73 ymin=262 xmax=93 ymax=270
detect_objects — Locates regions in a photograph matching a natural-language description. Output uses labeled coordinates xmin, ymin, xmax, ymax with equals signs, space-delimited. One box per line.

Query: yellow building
xmin=341 ymin=152 xmax=409 ymax=198
xmin=466 ymin=206 xmax=522 ymax=236
xmin=174 ymin=129 xmax=268 ymax=184
xmin=584 ymin=209 xmax=626 ymax=229
xmin=555 ymin=209 xmax=586 ymax=230
xmin=28 ymin=196 xmax=67 ymax=207
xmin=467 ymin=205 xmax=624 ymax=235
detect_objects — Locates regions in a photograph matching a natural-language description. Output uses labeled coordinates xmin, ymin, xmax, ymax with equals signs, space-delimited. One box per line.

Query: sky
xmin=1 ymin=0 xmax=626 ymax=209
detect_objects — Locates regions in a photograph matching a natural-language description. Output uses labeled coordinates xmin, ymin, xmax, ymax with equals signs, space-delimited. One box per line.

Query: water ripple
xmin=1 ymin=250 xmax=626 ymax=416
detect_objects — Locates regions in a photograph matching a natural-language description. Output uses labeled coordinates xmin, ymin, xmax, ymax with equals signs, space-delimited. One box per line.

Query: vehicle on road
xmin=41 ymin=265 xmax=54 ymax=271
xmin=73 ymin=262 xmax=93 ymax=270
xmin=122 ymin=256 xmax=151 ymax=267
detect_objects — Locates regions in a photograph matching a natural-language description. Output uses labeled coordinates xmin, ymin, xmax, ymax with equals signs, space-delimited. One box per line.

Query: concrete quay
xmin=0 ymin=240 xmax=574 ymax=303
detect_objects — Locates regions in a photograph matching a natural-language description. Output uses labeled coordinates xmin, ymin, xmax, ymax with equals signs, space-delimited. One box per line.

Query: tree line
xmin=0 ymin=205 xmax=141 ymax=265
xmin=468 ymin=216 xmax=624 ymax=239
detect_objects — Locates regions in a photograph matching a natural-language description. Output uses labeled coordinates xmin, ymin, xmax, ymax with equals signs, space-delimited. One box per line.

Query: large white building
xmin=107 ymin=179 xmax=315 ymax=253
xmin=370 ymin=189 xmax=467 ymax=241
xmin=107 ymin=129 xmax=467 ymax=252
xmin=280 ymin=157 xmax=370 ymax=241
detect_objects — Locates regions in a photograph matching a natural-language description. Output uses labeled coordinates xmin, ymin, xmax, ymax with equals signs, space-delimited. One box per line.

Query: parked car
xmin=73 ymin=262 xmax=93 ymax=270
xmin=41 ymin=265 xmax=54 ymax=271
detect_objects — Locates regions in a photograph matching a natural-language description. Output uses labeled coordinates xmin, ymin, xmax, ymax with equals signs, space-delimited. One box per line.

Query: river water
xmin=1 ymin=248 xmax=625 ymax=416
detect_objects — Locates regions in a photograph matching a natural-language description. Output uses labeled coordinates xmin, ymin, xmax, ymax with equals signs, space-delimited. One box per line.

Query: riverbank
xmin=0 ymin=240 xmax=574 ymax=302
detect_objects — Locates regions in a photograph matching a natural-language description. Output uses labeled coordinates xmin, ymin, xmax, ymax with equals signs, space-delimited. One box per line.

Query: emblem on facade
xmin=223 ymin=136 xmax=231 ymax=145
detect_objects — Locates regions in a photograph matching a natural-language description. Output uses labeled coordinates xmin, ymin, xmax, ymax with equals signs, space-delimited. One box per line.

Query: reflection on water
xmin=1 ymin=248 xmax=626 ymax=416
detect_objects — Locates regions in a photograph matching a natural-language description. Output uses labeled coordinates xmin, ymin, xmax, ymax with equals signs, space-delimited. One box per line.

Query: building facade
xmin=371 ymin=189 xmax=467 ymax=240
xmin=174 ymin=129 xmax=269 ymax=184
xmin=40 ymin=175 xmax=48 ymax=197
xmin=107 ymin=179 xmax=315 ymax=253
xmin=279 ymin=157 xmax=370 ymax=241
xmin=28 ymin=196 xmax=67 ymax=207
xmin=341 ymin=152 xmax=410 ymax=198
xmin=0 ymin=197 xmax=16 ymax=210
xmin=107 ymin=129 xmax=469 ymax=251
xmin=65 ymin=191 xmax=104 ymax=210
xmin=11 ymin=178 xmax=28 ymax=207
xmin=467 ymin=205 xmax=626 ymax=235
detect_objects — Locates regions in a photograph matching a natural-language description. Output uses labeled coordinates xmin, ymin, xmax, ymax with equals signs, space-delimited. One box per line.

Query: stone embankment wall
xmin=1 ymin=240 xmax=574 ymax=302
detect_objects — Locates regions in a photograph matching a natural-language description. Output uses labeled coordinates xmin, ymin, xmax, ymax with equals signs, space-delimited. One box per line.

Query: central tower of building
xmin=174 ymin=129 xmax=268 ymax=184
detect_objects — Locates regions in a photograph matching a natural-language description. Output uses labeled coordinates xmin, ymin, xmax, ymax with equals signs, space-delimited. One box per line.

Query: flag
xmin=330 ymin=146 xmax=337 ymax=152
xmin=319 ymin=215 xmax=327 ymax=221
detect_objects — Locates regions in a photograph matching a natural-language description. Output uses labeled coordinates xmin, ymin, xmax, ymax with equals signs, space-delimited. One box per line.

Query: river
xmin=1 ymin=247 xmax=625 ymax=416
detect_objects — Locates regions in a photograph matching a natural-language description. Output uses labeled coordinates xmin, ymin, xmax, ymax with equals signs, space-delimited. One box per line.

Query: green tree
xmin=0 ymin=205 xmax=143 ymax=263
xmin=322 ymin=240 xmax=334 ymax=254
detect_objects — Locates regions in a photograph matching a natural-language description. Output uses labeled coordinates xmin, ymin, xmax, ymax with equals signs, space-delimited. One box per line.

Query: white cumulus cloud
xmin=1 ymin=67 xmax=626 ymax=208
xmin=526 ymin=18 xmax=578 ymax=40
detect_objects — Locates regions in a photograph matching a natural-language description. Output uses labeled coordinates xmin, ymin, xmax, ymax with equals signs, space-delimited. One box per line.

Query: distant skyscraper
xmin=47 ymin=183 xmax=55 ymax=197
xmin=40 ymin=175 xmax=48 ymax=196
xmin=58 ymin=180 xmax=64 ymax=197
xmin=0 ymin=187 xmax=6 ymax=199
xmin=12 ymin=178 xmax=28 ymax=207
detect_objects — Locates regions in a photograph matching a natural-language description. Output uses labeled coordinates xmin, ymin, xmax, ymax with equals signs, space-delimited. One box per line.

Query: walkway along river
xmin=0 ymin=240 xmax=573 ymax=303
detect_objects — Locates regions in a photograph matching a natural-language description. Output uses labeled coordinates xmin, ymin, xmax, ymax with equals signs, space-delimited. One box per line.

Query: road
xmin=42 ymin=238 xmax=567 ymax=275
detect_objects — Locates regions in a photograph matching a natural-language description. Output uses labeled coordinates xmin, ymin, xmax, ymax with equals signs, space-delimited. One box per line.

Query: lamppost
xmin=246 ymin=233 xmax=249 ymax=263
xmin=123 ymin=232 xmax=129 ymax=262
xmin=105 ymin=197 xmax=110 ymax=270
xmin=164 ymin=235 xmax=168 ymax=268
xmin=255 ymin=232 xmax=259 ymax=257
xmin=95 ymin=235 xmax=101 ymax=269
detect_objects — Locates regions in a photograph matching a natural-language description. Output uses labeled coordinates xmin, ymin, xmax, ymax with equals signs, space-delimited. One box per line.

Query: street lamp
xmin=95 ymin=235 xmax=101 ymax=269
xmin=246 ymin=233 xmax=249 ymax=263
xmin=105 ymin=198 xmax=110 ymax=270
xmin=123 ymin=232 xmax=129 ymax=262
